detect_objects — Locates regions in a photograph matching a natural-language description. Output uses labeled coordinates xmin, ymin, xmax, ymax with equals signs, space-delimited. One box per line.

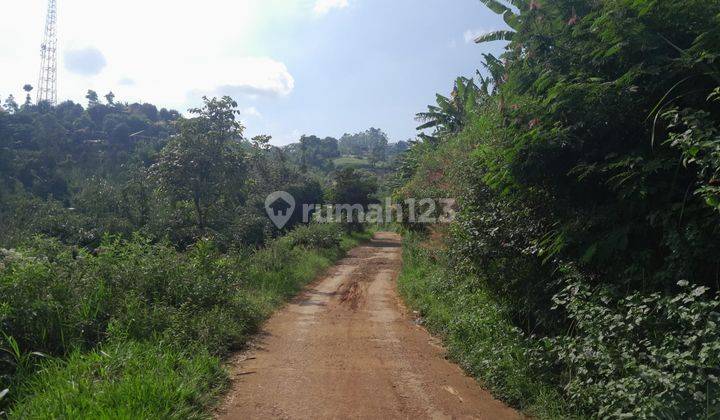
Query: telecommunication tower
xmin=37 ymin=0 xmax=58 ymax=105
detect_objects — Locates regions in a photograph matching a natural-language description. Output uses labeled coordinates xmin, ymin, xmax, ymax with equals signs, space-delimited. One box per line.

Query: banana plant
xmin=474 ymin=0 xmax=528 ymax=44
xmin=415 ymin=77 xmax=481 ymax=139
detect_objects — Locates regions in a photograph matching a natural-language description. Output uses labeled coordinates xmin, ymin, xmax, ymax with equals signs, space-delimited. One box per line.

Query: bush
xmin=541 ymin=270 xmax=720 ymax=418
xmin=286 ymin=223 xmax=343 ymax=249
xmin=0 ymin=235 xmax=249 ymax=358
xmin=397 ymin=233 xmax=569 ymax=419
xmin=1 ymin=223 xmax=360 ymax=415
xmin=395 ymin=1 xmax=720 ymax=416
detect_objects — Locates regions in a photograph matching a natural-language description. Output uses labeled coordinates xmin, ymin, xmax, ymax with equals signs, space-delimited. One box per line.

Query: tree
xmin=328 ymin=168 xmax=378 ymax=231
xmin=299 ymin=135 xmax=339 ymax=170
xmin=85 ymin=90 xmax=99 ymax=107
xmin=369 ymin=142 xmax=386 ymax=167
xmin=22 ymin=84 xmax=33 ymax=106
xmin=3 ymin=95 xmax=18 ymax=113
xmin=251 ymin=134 xmax=272 ymax=151
xmin=152 ymin=96 xmax=246 ymax=232
xmin=338 ymin=128 xmax=388 ymax=157
xmin=105 ymin=91 xmax=115 ymax=105
xmin=138 ymin=103 xmax=158 ymax=121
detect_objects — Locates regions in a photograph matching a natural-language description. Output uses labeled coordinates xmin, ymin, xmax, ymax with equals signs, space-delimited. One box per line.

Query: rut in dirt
xmin=217 ymin=232 xmax=522 ymax=420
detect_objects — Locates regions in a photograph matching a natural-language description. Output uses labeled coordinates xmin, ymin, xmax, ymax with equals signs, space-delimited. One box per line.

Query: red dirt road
xmin=217 ymin=232 xmax=521 ymax=420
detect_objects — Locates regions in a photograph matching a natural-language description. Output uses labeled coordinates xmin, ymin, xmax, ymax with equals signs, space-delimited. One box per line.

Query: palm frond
xmin=416 ymin=120 xmax=440 ymax=131
xmin=503 ymin=10 xmax=521 ymax=30
xmin=475 ymin=30 xmax=515 ymax=44
xmin=478 ymin=0 xmax=511 ymax=15
xmin=505 ymin=0 xmax=529 ymax=11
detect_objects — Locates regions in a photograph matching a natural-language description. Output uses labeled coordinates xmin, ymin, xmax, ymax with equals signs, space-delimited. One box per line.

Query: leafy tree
xmin=22 ymin=84 xmax=33 ymax=106
xmin=152 ymin=96 xmax=246 ymax=232
xmin=369 ymin=142 xmax=386 ymax=167
xmin=137 ymin=103 xmax=159 ymax=121
xmin=299 ymin=135 xmax=339 ymax=170
xmin=328 ymin=168 xmax=378 ymax=231
xmin=251 ymin=134 xmax=272 ymax=151
xmin=3 ymin=95 xmax=18 ymax=113
xmin=85 ymin=90 xmax=99 ymax=107
xmin=339 ymin=128 xmax=388 ymax=157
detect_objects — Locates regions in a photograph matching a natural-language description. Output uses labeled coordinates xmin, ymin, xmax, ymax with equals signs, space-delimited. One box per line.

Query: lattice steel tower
xmin=37 ymin=0 xmax=58 ymax=105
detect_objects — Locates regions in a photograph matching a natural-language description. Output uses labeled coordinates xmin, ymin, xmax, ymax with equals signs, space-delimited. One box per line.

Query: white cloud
xmin=313 ymin=0 xmax=349 ymax=16
xmin=463 ymin=29 xmax=493 ymax=44
xmin=240 ymin=106 xmax=262 ymax=118
xmin=186 ymin=56 xmax=295 ymax=104
xmin=64 ymin=46 xmax=106 ymax=76
xmin=212 ymin=57 xmax=295 ymax=98
xmin=0 ymin=0 xmax=296 ymax=111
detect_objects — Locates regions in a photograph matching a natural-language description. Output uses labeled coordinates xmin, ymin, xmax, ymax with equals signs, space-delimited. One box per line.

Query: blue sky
xmin=1 ymin=0 xmax=507 ymax=144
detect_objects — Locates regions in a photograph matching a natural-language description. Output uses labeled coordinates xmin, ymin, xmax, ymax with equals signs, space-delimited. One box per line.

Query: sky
xmin=1 ymin=0 xmax=508 ymax=145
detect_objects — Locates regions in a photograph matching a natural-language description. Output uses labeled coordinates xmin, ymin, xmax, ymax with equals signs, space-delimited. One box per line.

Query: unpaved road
xmin=218 ymin=232 xmax=521 ymax=420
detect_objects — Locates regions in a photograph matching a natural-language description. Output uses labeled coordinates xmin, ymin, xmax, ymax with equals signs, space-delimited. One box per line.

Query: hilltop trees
xmin=299 ymin=135 xmax=340 ymax=170
xmin=22 ymin=85 xmax=33 ymax=107
xmin=0 ymin=87 xmax=364 ymax=250
xmin=0 ymin=90 xmax=323 ymax=249
xmin=284 ymin=128 xmax=407 ymax=172
xmin=338 ymin=128 xmax=388 ymax=158
xmin=85 ymin=90 xmax=99 ymax=107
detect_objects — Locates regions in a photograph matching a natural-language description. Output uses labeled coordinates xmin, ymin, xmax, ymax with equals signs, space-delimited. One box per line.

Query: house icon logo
xmin=265 ymin=191 xmax=296 ymax=229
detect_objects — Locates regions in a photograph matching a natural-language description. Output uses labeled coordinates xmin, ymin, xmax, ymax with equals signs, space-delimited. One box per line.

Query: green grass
xmin=2 ymin=225 xmax=373 ymax=418
xmin=333 ymin=156 xmax=371 ymax=169
xmin=397 ymin=232 xmax=571 ymax=419
xmin=10 ymin=341 xmax=225 ymax=419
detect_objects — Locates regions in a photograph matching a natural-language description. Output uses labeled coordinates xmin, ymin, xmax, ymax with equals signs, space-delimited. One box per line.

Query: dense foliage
xmin=0 ymin=94 xmax=334 ymax=250
xmin=0 ymin=223 xmax=368 ymax=416
xmin=0 ymin=90 xmax=381 ymax=415
xmin=397 ymin=0 xmax=720 ymax=417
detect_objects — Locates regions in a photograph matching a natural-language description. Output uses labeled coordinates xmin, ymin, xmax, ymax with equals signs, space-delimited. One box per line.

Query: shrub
xmin=286 ymin=223 xmax=342 ymax=249
xmin=397 ymin=233 xmax=569 ymax=418
xmin=542 ymin=271 xmax=720 ymax=418
xmin=1 ymin=223 xmax=359 ymax=415
xmin=0 ymin=235 xmax=249 ymax=358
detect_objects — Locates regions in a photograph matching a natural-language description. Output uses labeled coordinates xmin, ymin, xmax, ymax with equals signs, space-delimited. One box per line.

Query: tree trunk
xmin=193 ymin=195 xmax=205 ymax=231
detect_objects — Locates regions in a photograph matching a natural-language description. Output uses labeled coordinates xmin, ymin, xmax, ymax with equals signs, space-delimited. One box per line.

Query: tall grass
xmin=1 ymin=224 xmax=371 ymax=418
xmin=10 ymin=341 xmax=225 ymax=419
xmin=397 ymin=232 xmax=571 ymax=419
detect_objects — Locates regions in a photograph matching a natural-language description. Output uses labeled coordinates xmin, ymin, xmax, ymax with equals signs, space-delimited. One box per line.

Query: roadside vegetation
xmin=398 ymin=232 xmax=569 ymax=418
xmin=0 ymin=89 xmax=378 ymax=416
xmin=2 ymin=225 xmax=369 ymax=417
xmin=396 ymin=0 xmax=720 ymax=418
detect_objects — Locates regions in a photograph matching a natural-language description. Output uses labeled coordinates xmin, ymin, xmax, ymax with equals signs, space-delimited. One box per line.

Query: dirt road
xmin=218 ymin=232 xmax=521 ymax=420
